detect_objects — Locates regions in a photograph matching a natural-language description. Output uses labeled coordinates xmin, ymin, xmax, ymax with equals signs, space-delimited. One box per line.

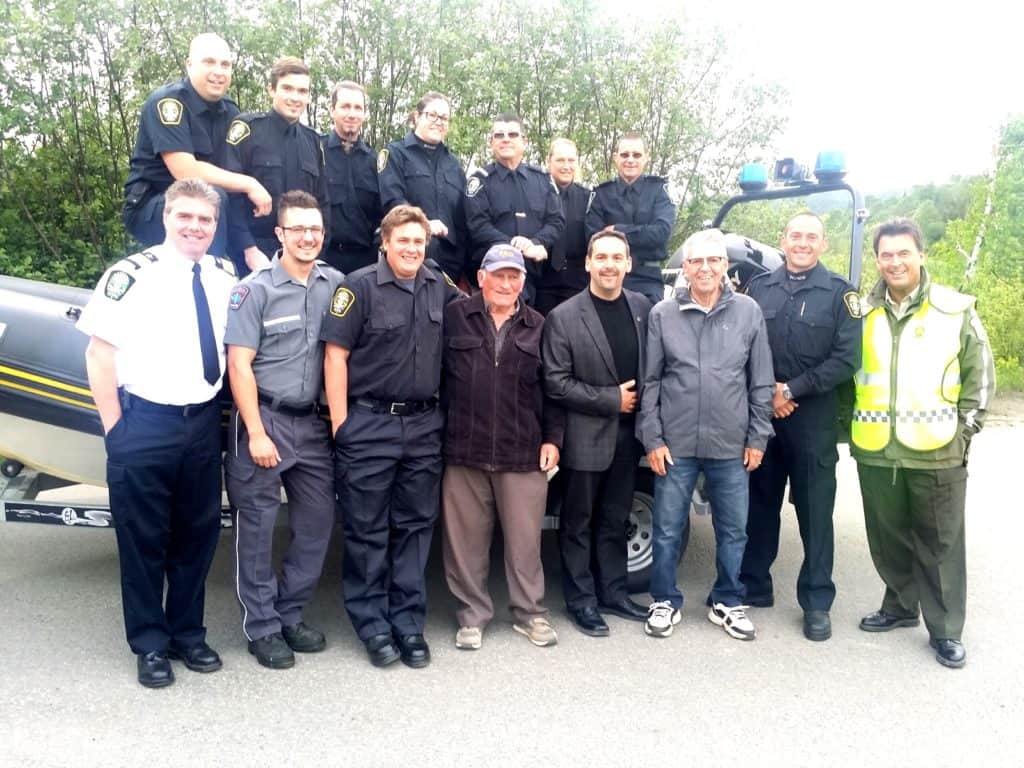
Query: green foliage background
xmin=0 ymin=0 xmax=1020 ymax=389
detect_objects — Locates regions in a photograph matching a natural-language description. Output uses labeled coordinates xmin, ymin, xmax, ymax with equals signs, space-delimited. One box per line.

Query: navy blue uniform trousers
xmin=741 ymin=395 xmax=839 ymax=611
xmin=105 ymin=393 xmax=222 ymax=654
xmin=334 ymin=404 xmax=443 ymax=640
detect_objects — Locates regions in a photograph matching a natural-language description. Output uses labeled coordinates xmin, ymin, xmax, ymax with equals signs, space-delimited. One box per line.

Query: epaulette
xmin=114 ymin=249 xmax=161 ymax=272
xmin=213 ymin=256 xmax=237 ymax=277
xmin=594 ymin=179 xmax=617 ymax=190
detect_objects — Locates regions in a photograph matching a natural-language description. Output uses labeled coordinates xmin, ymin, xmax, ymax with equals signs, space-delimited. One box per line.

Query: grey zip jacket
xmin=638 ymin=281 xmax=775 ymax=458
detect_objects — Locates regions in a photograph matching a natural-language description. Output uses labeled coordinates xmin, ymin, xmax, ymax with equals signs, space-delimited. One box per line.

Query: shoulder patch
xmin=586 ymin=189 xmax=596 ymax=214
xmin=466 ymin=176 xmax=483 ymax=198
xmin=377 ymin=148 xmax=389 ymax=173
xmin=157 ymin=98 xmax=183 ymax=126
xmin=330 ymin=286 xmax=356 ymax=318
xmin=229 ymin=285 xmax=250 ymax=310
xmin=843 ymin=291 xmax=863 ymax=319
xmin=227 ymin=120 xmax=250 ymax=146
xmin=441 ymin=270 xmax=456 ymax=287
xmin=104 ymin=270 xmax=136 ymax=301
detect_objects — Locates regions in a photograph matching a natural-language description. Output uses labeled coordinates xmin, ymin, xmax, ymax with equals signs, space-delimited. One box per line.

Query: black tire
xmin=626 ymin=468 xmax=690 ymax=594
xmin=1 ymin=459 xmax=24 ymax=479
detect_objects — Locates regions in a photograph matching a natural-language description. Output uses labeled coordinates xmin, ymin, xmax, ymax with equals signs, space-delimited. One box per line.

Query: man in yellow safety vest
xmin=851 ymin=217 xmax=995 ymax=669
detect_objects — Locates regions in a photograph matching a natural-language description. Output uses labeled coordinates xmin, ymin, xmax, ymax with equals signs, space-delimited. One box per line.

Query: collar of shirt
xmin=885 ymin=282 xmax=922 ymax=317
xmin=268 ymin=108 xmax=299 ymax=137
xmin=325 ymin=131 xmax=370 ymax=154
xmin=766 ymin=261 xmax=830 ymax=290
xmin=374 ymin=252 xmax=438 ymax=289
xmin=615 ymin=176 xmax=643 ymax=195
xmin=180 ymin=77 xmax=225 ymax=116
xmin=403 ymin=131 xmax=446 ymax=154
xmin=269 ymin=255 xmax=328 ymax=287
xmin=493 ymin=162 xmax=527 ymax=181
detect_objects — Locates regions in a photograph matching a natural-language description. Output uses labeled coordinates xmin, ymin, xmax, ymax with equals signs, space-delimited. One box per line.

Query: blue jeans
xmin=649 ymin=457 xmax=750 ymax=609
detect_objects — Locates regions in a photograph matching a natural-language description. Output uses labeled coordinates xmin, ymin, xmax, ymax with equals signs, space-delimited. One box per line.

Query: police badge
xmin=104 ymin=270 xmax=136 ymax=301
xmin=330 ymin=287 xmax=355 ymax=318
xmin=157 ymin=98 xmax=183 ymax=126
xmin=227 ymin=120 xmax=251 ymax=146
xmin=843 ymin=291 xmax=863 ymax=319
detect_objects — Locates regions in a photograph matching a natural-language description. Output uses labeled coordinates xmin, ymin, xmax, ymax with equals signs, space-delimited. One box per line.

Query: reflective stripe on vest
xmin=852 ymin=286 xmax=968 ymax=452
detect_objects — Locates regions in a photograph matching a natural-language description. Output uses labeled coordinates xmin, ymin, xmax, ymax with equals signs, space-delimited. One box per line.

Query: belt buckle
xmin=389 ymin=401 xmax=406 ymax=416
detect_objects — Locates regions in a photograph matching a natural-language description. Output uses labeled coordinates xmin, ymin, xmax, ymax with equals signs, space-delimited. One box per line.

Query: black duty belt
xmin=353 ymin=397 xmax=437 ymax=416
xmin=123 ymin=391 xmax=216 ymax=418
xmin=257 ymin=392 xmax=320 ymax=417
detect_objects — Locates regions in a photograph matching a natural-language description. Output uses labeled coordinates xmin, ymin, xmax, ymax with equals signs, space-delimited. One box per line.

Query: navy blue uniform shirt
xmin=541 ymin=180 xmax=591 ymax=292
xmin=224 ymin=110 xmax=328 ymax=257
xmin=321 ymin=132 xmax=380 ymax=273
xmin=124 ymin=78 xmax=238 ymax=199
xmin=745 ymin=262 xmax=862 ymax=400
xmin=319 ymin=254 xmax=461 ymax=401
xmin=585 ymin=175 xmax=676 ymax=291
xmin=465 ymin=161 xmax=565 ymax=268
xmin=378 ymin=132 xmax=467 ymax=281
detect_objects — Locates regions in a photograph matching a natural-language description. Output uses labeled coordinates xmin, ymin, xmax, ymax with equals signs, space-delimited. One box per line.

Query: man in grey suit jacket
xmin=542 ymin=230 xmax=654 ymax=636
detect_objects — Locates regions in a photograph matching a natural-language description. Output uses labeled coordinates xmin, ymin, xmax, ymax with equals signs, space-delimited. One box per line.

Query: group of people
xmin=77 ymin=33 xmax=995 ymax=689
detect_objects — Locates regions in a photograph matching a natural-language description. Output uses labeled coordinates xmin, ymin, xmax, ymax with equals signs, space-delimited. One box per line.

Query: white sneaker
xmin=455 ymin=626 xmax=482 ymax=650
xmin=644 ymin=600 xmax=682 ymax=638
xmin=708 ymin=603 xmax=756 ymax=640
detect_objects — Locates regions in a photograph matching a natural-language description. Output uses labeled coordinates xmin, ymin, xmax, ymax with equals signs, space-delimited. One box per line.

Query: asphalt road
xmin=2 ymin=425 xmax=1022 ymax=768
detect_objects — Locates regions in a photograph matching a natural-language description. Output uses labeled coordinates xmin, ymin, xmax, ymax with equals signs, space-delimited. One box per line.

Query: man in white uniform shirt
xmin=79 ymin=178 xmax=237 ymax=688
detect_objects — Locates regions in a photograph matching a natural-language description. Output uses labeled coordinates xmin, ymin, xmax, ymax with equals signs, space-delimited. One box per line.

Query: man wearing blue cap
xmin=441 ymin=244 xmax=563 ymax=650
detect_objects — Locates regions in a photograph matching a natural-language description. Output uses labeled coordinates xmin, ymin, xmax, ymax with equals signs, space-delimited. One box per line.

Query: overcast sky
xmin=638 ymin=0 xmax=1016 ymax=193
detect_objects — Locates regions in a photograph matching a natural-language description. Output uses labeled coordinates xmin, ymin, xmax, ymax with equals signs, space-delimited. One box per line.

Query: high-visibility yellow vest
xmin=852 ymin=284 xmax=972 ymax=452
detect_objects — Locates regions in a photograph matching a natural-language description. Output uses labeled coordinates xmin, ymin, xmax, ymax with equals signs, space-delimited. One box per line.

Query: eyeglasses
xmin=492 ymin=131 xmax=522 ymax=140
xmin=618 ymin=151 xmax=644 ymax=159
xmin=421 ymin=111 xmax=450 ymax=124
xmin=280 ymin=225 xmax=324 ymax=236
xmin=684 ymin=256 xmax=726 ymax=267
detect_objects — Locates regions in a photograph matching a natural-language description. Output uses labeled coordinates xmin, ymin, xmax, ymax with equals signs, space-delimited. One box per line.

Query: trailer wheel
xmin=1 ymin=459 xmax=24 ymax=479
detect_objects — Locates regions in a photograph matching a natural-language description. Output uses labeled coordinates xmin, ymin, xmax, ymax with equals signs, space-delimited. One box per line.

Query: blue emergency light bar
xmin=738 ymin=163 xmax=768 ymax=192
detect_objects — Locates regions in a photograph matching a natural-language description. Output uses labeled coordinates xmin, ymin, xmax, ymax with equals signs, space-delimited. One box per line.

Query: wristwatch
xmin=782 ymin=384 xmax=793 ymax=401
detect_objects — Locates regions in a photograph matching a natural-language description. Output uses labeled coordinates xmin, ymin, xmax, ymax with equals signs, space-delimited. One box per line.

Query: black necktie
xmin=192 ymin=263 xmax=219 ymax=385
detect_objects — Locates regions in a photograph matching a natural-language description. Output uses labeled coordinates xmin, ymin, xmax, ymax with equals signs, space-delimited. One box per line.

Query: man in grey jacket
xmin=638 ymin=228 xmax=774 ymax=640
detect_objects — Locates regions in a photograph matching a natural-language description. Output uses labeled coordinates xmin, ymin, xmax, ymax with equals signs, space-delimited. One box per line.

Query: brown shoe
xmin=513 ymin=617 xmax=558 ymax=647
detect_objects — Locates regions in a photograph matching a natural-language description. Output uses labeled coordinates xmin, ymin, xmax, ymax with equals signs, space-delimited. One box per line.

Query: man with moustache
xmin=542 ymin=230 xmax=652 ymax=637
xmin=322 ymin=80 xmax=381 ymax=274
xmin=79 ymin=178 xmax=237 ymax=687
xmin=586 ymin=133 xmax=676 ymax=305
xmin=322 ymin=205 xmax=460 ymax=669
xmin=535 ymin=138 xmax=590 ymax=315
xmin=123 ymin=33 xmax=272 ymax=256
xmin=740 ymin=212 xmax=862 ymax=642
xmin=465 ymin=113 xmax=565 ymax=303
xmin=224 ymin=56 xmax=328 ymax=275
xmin=224 ymin=191 xmax=342 ymax=670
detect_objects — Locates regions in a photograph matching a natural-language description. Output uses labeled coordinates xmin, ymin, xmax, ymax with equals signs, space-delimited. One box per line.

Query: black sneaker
xmin=248 ymin=632 xmax=295 ymax=669
xmin=282 ymin=622 xmax=326 ymax=653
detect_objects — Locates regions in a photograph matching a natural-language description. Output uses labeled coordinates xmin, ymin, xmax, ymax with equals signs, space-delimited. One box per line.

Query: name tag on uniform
xmin=515 ymin=212 xmax=526 ymax=218
xmin=263 ymin=314 xmax=301 ymax=328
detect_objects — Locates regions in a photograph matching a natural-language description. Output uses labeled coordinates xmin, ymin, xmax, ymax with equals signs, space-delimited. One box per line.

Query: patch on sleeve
xmin=330 ymin=286 xmax=355 ymax=318
xmin=442 ymin=270 xmax=456 ymax=287
xmin=376 ymin=148 xmax=389 ymax=173
xmin=229 ymin=285 xmax=249 ymax=310
xmin=226 ymin=120 xmax=251 ymax=145
xmin=843 ymin=291 xmax=863 ymax=319
xmin=586 ymin=189 xmax=595 ymax=214
xmin=157 ymin=98 xmax=183 ymax=126
xmin=104 ymin=270 xmax=136 ymax=301
xmin=466 ymin=176 xmax=483 ymax=198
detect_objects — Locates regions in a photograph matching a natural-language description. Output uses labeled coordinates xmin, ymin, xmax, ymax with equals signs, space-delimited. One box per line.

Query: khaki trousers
xmin=441 ymin=464 xmax=549 ymax=628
